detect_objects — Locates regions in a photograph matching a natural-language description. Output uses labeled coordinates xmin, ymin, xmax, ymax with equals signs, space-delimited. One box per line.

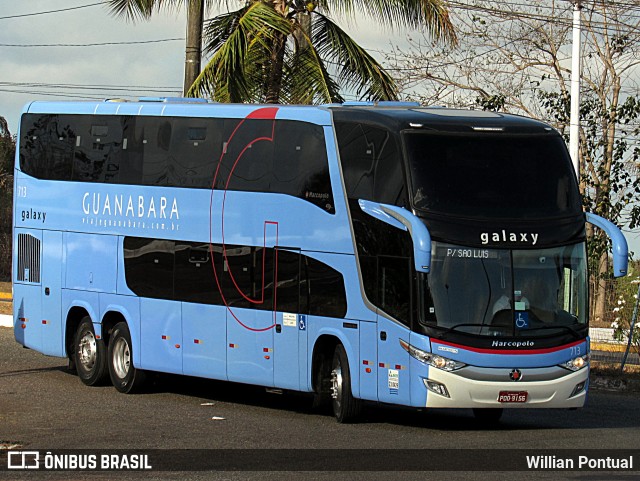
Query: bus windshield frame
xmin=421 ymin=241 xmax=589 ymax=339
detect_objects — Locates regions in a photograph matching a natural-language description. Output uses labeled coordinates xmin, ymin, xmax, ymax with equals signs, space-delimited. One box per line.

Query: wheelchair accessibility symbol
xmin=515 ymin=312 xmax=530 ymax=329
xmin=299 ymin=315 xmax=306 ymax=331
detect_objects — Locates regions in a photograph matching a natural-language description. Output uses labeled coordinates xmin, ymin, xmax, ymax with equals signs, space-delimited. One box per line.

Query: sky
xmin=2 ymin=0 xmax=639 ymax=255
xmin=0 ymin=0 xmax=406 ymax=135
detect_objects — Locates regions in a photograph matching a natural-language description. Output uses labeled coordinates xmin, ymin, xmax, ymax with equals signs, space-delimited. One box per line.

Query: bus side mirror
xmin=358 ymin=200 xmax=431 ymax=273
xmin=585 ymin=212 xmax=628 ymax=278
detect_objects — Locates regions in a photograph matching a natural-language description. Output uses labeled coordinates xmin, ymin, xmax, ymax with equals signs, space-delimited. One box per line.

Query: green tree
xmin=388 ymin=0 xmax=640 ymax=321
xmin=192 ymin=0 xmax=455 ymax=103
xmin=107 ymin=0 xmax=456 ymax=103
xmin=0 ymin=116 xmax=15 ymax=280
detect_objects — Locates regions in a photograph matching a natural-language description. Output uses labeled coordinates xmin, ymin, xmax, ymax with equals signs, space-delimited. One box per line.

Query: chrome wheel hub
xmin=330 ymin=366 xmax=343 ymax=401
xmin=112 ymin=337 xmax=131 ymax=379
xmin=78 ymin=331 xmax=97 ymax=370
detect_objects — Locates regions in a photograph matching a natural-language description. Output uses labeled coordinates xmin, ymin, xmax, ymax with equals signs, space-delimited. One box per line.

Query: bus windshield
xmin=404 ymin=132 xmax=581 ymax=219
xmin=423 ymin=242 xmax=588 ymax=337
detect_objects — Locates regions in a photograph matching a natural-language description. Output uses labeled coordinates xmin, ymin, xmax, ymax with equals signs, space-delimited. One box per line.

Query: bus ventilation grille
xmin=17 ymin=233 xmax=41 ymax=283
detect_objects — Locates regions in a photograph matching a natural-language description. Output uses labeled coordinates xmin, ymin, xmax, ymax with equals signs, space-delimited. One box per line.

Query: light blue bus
xmin=13 ymin=98 xmax=628 ymax=422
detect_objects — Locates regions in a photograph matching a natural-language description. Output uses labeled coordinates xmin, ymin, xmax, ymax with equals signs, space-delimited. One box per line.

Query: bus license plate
xmin=498 ymin=391 xmax=528 ymax=403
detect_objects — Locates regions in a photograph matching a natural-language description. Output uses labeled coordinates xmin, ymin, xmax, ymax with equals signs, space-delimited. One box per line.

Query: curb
xmin=0 ymin=314 xmax=12 ymax=328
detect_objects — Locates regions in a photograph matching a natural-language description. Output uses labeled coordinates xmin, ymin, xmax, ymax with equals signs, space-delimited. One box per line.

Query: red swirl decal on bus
xmin=209 ymin=107 xmax=280 ymax=332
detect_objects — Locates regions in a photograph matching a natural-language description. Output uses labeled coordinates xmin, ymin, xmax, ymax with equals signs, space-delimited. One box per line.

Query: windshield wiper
xmin=431 ymin=322 xmax=584 ymax=341
xmin=437 ymin=323 xmax=493 ymax=338
xmin=521 ymin=324 xmax=584 ymax=340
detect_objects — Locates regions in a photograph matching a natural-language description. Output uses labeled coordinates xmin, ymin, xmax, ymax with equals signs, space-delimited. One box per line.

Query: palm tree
xmin=107 ymin=0 xmax=456 ymax=103
xmin=192 ymin=0 xmax=456 ymax=103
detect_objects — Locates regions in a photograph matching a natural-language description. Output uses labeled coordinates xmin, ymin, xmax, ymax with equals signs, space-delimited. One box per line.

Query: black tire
xmin=74 ymin=316 xmax=108 ymax=386
xmin=108 ymin=322 xmax=146 ymax=394
xmin=330 ymin=344 xmax=362 ymax=423
xmin=472 ymin=408 xmax=504 ymax=424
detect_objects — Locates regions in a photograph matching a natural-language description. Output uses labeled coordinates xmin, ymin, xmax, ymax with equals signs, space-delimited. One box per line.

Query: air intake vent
xmin=17 ymin=233 xmax=41 ymax=283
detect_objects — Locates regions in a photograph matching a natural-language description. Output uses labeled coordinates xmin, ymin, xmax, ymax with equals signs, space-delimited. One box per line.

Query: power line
xmin=0 ymin=81 xmax=180 ymax=91
xmin=0 ymin=38 xmax=184 ymax=48
xmin=0 ymin=2 xmax=104 ymax=21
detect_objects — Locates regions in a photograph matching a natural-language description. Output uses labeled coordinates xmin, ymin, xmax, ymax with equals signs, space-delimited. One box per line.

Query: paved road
xmin=1 ymin=327 xmax=639 ymax=480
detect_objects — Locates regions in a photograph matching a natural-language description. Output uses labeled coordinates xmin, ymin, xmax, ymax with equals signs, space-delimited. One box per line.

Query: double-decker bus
xmin=13 ymin=99 xmax=627 ymax=423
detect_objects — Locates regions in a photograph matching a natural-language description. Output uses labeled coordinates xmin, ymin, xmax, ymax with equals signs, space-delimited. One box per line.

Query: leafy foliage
xmin=190 ymin=0 xmax=455 ymax=104
xmin=0 ymin=116 xmax=14 ymax=281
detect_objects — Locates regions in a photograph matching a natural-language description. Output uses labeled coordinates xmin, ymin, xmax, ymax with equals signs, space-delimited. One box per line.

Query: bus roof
xmin=22 ymin=99 xmax=555 ymax=133
xmin=329 ymin=103 xmax=556 ymax=134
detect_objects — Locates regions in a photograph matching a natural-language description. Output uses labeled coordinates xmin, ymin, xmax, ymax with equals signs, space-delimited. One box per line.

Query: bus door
xmin=136 ymin=240 xmax=183 ymax=375
xmin=225 ymin=245 xmax=276 ymax=387
xmin=14 ymin=229 xmax=43 ymax=351
xmin=40 ymin=230 xmax=63 ymax=356
xmin=273 ymin=248 xmax=302 ymax=391
xmin=376 ymin=255 xmax=412 ymax=405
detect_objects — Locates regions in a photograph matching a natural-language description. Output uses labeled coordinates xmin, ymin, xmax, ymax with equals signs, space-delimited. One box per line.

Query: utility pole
xmin=569 ymin=0 xmax=583 ymax=177
xmin=184 ymin=0 xmax=204 ymax=96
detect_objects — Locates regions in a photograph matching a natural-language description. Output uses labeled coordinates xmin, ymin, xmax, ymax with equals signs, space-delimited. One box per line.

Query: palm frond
xmin=312 ymin=13 xmax=398 ymax=101
xmin=318 ymin=0 xmax=456 ymax=44
xmin=105 ymin=0 xmax=156 ymax=21
xmin=105 ymin=0 xmax=210 ymax=22
xmin=190 ymin=2 xmax=293 ymax=101
xmin=282 ymin=24 xmax=342 ymax=104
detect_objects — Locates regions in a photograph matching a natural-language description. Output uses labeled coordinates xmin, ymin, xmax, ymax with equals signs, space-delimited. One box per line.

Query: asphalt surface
xmin=1 ymin=327 xmax=639 ymax=480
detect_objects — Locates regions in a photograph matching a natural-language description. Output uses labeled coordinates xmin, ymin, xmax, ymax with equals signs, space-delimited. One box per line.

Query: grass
xmin=591 ymin=361 xmax=640 ymax=381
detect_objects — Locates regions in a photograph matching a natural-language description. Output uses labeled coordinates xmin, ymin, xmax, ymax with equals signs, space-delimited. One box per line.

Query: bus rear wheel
xmin=74 ymin=316 xmax=108 ymax=386
xmin=330 ymin=344 xmax=362 ymax=423
xmin=108 ymin=322 xmax=146 ymax=394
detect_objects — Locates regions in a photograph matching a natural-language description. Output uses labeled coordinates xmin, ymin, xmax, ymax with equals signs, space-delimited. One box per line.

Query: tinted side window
xmin=350 ymin=199 xmax=414 ymax=327
xmin=174 ymin=242 xmax=222 ymax=305
xmin=123 ymin=237 xmax=175 ymax=299
xmin=378 ymin=255 xmax=411 ymax=324
xmin=335 ymin=122 xmax=374 ymax=200
xmin=20 ymin=114 xmax=334 ymax=212
xmin=303 ymin=255 xmax=347 ymax=318
xmin=335 ymin=121 xmax=406 ymax=206
xmin=214 ymin=119 xmax=334 ymax=213
xmin=169 ymin=118 xmax=222 ymax=188
xmin=273 ymin=121 xmax=334 ymax=213
xmin=71 ymin=116 xmax=131 ymax=183
xmin=123 ymin=237 xmax=347 ymax=319
xmin=275 ymin=249 xmax=301 ymax=313
xmin=20 ymin=114 xmax=74 ymax=180
xmin=217 ymin=245 xmax=274 ymax=311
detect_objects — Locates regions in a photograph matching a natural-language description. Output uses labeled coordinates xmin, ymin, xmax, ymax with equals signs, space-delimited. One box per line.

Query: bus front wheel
xmin=108 ymin=322 xmax=146 ymax=394
xmin=74 ymin=316 xmax=108 ymax=386
xmin=330 ymin=344 xmax=362 ymax=423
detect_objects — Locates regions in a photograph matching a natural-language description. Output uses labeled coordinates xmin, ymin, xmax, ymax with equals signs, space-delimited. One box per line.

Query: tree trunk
xmin=184 ymin=0 xmax=204 ymax=96
xmin=265 ymin=1 xmax=288 ymax=104
xmin=593 ymin=250 xmax=609 ymax=323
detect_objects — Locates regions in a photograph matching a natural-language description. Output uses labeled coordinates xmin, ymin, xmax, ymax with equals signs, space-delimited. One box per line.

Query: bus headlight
xmin=400 ymin=339 xmax=466 ymax=371
xmin=559 ymin=354 xmax=590 ymax=371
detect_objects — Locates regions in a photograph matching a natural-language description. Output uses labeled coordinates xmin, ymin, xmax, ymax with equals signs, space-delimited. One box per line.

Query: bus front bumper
xmin=423 ymin=366 xmax=589 ymax=409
